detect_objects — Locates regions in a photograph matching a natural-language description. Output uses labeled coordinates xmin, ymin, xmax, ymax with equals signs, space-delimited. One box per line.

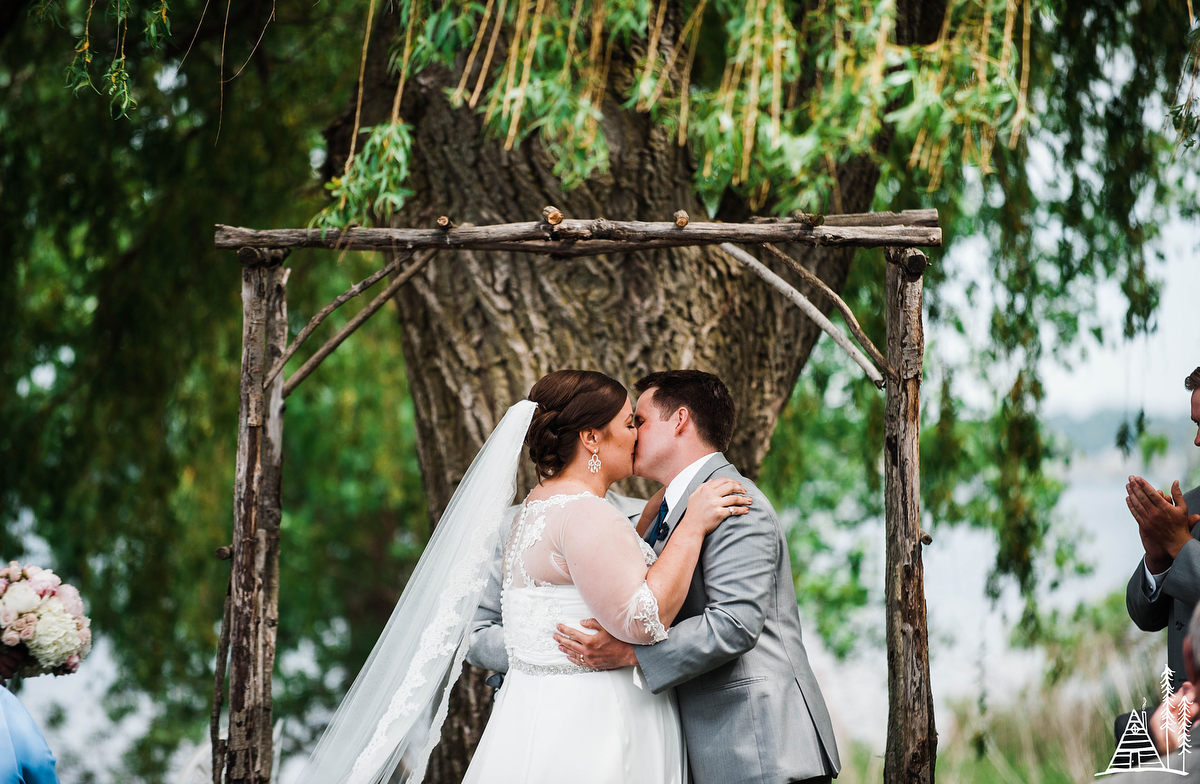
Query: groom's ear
xmin=672 ymin=407 xmax=691 ymax=437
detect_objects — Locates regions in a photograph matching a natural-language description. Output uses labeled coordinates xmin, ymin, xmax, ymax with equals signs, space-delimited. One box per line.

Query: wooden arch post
xmin=884 ymin=247 xmax=936 ymax=783
xmin=222 ymin=248 xmax=289 ymax=784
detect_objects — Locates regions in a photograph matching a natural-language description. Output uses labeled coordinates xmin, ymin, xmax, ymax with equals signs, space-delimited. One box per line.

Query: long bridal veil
xmin=293 ymin=400 xmax=537 ymax=784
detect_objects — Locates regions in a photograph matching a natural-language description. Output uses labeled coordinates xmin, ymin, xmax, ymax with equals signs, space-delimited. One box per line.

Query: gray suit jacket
xmin=1126 ymin=486 xmax=1200 ymax=692
xmin=465 ymin=492 xmax=646 ymax=673
xmin=635 ymin=454 xmax=840 ymax=784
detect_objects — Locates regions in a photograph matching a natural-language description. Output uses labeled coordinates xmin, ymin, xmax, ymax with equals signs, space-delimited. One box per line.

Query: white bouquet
xmin=0 ymin=561 xmax=91 ymax=676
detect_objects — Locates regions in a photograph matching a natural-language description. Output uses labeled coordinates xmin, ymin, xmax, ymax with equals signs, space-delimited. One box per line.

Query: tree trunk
xmin=320 ymin=2 xmax=939 ymax=778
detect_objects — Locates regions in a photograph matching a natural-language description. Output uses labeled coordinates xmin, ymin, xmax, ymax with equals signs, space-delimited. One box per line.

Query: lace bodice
xmin=501 ymin=493 xmax=668 ymax=666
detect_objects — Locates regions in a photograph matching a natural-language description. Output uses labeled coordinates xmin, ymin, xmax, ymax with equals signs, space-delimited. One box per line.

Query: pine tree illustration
xmin=1174 ymin=693 xmax=1193 ymax=773
xmin=1163 ymin=664 xmax=1177 ymax=769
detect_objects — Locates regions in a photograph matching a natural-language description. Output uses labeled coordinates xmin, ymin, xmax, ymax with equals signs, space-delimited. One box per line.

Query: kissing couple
xmin=294 ymin=370 xmax=840 ymax=784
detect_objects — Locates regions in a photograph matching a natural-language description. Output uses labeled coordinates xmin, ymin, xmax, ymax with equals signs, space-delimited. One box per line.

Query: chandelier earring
xmin=588 ymin=451 xmax=602 ymax=474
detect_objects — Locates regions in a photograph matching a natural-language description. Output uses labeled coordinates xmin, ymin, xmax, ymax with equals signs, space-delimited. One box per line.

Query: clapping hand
xmin=1127 ymin=477 xmax=1200 ymax=573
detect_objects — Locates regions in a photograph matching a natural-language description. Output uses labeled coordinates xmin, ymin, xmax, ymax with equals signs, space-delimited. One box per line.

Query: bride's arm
xmin=559 ymin=487 xmax=751 ymax=645
xmin=644 ymin=478 xmax=751 ymax=627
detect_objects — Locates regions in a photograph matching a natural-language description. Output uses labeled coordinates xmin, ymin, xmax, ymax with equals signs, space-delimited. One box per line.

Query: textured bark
xmin=224 ymin=254 xmax=288 ymax=784
xmin=883 ymin=249 xmax=936 ymax=784
xmin=318 ymin=2 xmax=943 ymax=780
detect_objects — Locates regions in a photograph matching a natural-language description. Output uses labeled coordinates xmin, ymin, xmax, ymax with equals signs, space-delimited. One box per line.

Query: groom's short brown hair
xmin=1187 ymin=367 xmax=1200 ymax=392
xmin=635 ymin=370 xmax=736 ymax=452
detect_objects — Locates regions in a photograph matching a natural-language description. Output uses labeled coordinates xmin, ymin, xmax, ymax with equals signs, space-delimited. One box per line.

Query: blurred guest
xmin=1117 ymin=367 xmax=1200 ymax=745
xmin=0 ymin=648 xmax=60 ymax=784
xmin=1127 ymin=367 xmax=1200 ymax=687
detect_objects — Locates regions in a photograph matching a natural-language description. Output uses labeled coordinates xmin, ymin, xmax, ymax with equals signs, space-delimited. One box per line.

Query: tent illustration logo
xmin=1096 ymin=664 xmax=1193 ymax=777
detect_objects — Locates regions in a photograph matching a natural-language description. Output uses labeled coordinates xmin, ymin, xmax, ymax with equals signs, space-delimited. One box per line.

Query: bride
xmin=293 ymin=369 xmax=751 ymax=784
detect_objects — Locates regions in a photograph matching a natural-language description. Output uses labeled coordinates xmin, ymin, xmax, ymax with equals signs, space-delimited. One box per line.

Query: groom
xmin=468 ymin=370 xmax=840 ymax=783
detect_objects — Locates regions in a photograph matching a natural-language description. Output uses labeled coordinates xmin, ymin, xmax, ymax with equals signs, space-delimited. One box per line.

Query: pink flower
xmin=77 ymin=627 xmax=91 ymax=647
xmin=0 ymin=607 xmax=16 ymax=627
xmin=57 ymin=584 xmax=84 ymax=618
xmin=18 ymin=622 xmax=35 ymax=641
xmin=64 ymin=654 xmax=81 ymax=673
xmin=22 ymin=564 xmax=42 ymax=579
xmin=0 ymin=578 xmax=8 ymax=596
xmin=11 ymin=616 xmax=25 ymax=631
xmin=1 ymin=629 xmax=19 ymax=647
xmin=26 ymin=570 xmax=60 ymax=597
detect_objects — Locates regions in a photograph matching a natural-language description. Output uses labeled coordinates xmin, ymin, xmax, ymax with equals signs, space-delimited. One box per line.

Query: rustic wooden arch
xmin=209 ymin=207 xmax=941 ymax=784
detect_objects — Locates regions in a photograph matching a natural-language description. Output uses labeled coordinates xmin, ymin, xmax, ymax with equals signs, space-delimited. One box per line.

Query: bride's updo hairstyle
xmin=526 ymin=370 xmax=628 ymax=480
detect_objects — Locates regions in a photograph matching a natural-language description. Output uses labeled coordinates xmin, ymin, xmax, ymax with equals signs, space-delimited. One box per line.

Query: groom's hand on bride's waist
xmin=555 ymin=619 xmax=638 ymax=670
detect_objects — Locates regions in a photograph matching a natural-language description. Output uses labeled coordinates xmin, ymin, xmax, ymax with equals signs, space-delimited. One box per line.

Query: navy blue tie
xmin=645 ymin=499 xmax=670 ymax=547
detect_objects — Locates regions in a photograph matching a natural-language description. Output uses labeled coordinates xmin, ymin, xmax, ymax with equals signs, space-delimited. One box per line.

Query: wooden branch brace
xmin=719 ymin=243 xmax=886 ymax=389
xmin=282 ymin=250 xmax=434 ymax=398
xmin=215 ymin=215 xmax=941 ymax=256
xmin=761 ymin=243 xmax=897 ymax=384
xmin=263 ymin=251 xmax=414 ymax=388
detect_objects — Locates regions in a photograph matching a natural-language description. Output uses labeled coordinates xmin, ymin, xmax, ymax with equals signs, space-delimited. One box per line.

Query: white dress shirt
xmin=663 ymin=453 xmax=719 ymax=516
xmin=1145 ymin=560 xmax=1169 ymax=599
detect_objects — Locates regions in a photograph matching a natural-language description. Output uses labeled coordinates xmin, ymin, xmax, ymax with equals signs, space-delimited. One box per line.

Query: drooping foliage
xmin=2 ymin=0 xmax=1197 ymax=778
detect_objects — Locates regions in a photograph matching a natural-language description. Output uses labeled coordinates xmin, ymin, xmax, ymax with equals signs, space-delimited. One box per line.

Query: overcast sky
xmin=1037 ymin=220 xmax=1200 ymax=418
xmin=929 ymin=217 xmax=1199 ymax=420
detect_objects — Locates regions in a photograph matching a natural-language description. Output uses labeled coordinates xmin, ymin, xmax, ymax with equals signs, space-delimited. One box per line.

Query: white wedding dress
xmin=462 ymin=491 xmax=687 ymax=784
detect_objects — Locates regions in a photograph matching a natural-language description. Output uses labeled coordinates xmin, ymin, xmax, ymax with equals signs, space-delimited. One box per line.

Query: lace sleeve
xmin=631 ymin=583 xmax=669 ymax=643
xmin=555 ymin=496 xmax=670 ymax=645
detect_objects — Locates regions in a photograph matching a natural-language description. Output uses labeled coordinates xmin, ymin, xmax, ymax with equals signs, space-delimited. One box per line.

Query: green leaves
xmin=318 ymin=121 xmax=416 ymax=228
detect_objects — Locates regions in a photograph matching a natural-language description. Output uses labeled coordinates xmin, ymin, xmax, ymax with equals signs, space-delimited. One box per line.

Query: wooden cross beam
xmin=214 ymin=209 xmax=940 ymax=257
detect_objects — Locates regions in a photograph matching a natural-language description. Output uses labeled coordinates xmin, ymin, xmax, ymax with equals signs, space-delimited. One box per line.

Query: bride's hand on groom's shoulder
xmin=683 ymin=479 xmax=753 ymax=535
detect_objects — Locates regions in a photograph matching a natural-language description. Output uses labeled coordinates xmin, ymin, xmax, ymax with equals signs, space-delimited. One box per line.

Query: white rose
xmin=25 ymin=598 xmax=80 ymax=669
xmin=1 ymin=582 xmax=39 ymax=615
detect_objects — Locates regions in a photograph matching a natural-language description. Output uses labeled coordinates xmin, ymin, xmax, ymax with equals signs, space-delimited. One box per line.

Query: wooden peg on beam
xmin=542 ymin=206 xmax=564 ymax=226
xmin=674 ymin=210 xmax=689 ymax=228
xmin=436 ymin=216 xmax=455 ymax=230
